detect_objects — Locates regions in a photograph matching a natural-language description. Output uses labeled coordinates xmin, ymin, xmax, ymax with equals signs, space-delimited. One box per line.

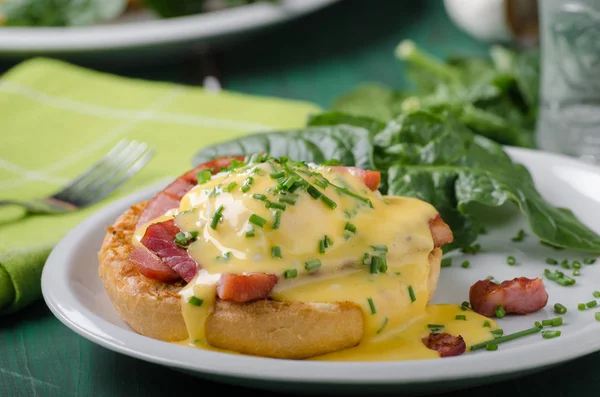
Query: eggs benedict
xmin=99 ymin=155 xmax=498 ymax=360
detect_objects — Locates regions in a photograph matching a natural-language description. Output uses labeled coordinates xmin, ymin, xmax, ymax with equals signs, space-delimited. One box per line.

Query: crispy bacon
xmin=429 ymin=214 xmax=453 ymax=247
xmin=128 ymin=247 xmax=181 ymax=283
xmin=217 ymin=274 xmax=278 ymax=302
xmin=136 ymin=156 xmax=245 ymax=228
xmin=140 ymin=219 xmax=198 ymax=283
xmin=469 ymin=277 xmax=548 ymax=317
xmin=422 ymin=332 xmax=466 ymax=357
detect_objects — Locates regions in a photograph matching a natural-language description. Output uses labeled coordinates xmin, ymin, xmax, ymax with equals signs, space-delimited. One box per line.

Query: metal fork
xmin=0 ymin=139 xmax=155 ymax=214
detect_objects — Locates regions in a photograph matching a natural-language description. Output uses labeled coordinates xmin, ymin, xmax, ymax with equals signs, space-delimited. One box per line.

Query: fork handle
xmin=0 ymin=199 xmax=73 ymax=214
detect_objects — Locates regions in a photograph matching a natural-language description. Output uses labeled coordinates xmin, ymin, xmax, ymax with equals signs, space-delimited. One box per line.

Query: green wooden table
xmin=2 ymin=1 xmax=599 ymax=396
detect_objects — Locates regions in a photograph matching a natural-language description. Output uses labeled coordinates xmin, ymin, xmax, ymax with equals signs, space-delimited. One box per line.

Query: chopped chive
xmin=284 ymin=268 xmax=297 ymax=279
xmin=224 ymin=181 xmax=238 ymax=192
xmin=283 ymin=176 xmax=298 ymax=190
xmin=542 ymin=330 xmax=561 ymax=339
xmin=471 ymin=326 xmax=540 ymax=350
xmin=249 ymin=213 xmax=266 ymax=228
xmin=595 ymin=312 xmax=600 ymax=322
xmin=305 ymin=259 xmax=321 ymax=271
xmin=196 ymin=170 xmax=212 ymax=184
xmin=594 ymin=291 xmax=600 ymax=298
xmin=511 ymin=229 xmax=526 ymax=242
xmin=427 ymin=324 xmax=444 ymax=332
xmin=315 ymin=179 xmax=328 ymax=189
xmin=344 ymin=222 xmax=357 ymax=234
xmin=486 ymin=344 xmax=498 ymax=351
xmin=441 ymin=258 xmax=452 ymax=267
xmin=318 ymin=239 xmax=326 ymax=254
xmin=367 ymin=298 xmax=377 ymax=314
xmin=279 ymin=194 xmax=298 ymax=205
xmin=560 ymin=259 xmax=570 ymax=269
xmin=483 ymin=321 xmax=491 ymax=328
xmin=210 ymin=205 xmax=225 ymax=230
xmin=188 ymin=296 xmax=204 ymax=306
xmin=573 ymin=269 xmax=581 ymax=276
xmin=578 ymin=303 xmax=586 ymax=311
xmin=455 ymin=315 xmax=466 ymax=321
xmin=335 ymin=186 xmax=374 ymax=208
xmin=545 ymin=258 xmax=558 ymax=265
xmin=507 ymin=256 xmax=516 ymax=266
xmin=252 ymin=166 xmax=265 ymax=176
xmin=241 ymin=177 xmax=254 ymax=193
xmin=320 ymin=195 xmax=337 ymax=209
xmin=461 ymin=260 xmax=470 ymax=269
xmin=554 ymin=303 xmax=567 ymax=314
xmin=552 ymin=317 xmax=563 ymax=326
xmin=252 ymin=194 xmax=267 ymax=201
xmin=573 ymin=260 xmax=581 ymax=269
xmin=269 ymin=171 xmax=285 ymax=179
xmin=541 ymin=319 xmax=552 ymax=327
xmin=408 ymin=285 xmax=416 ymax=303
xmin=272 ymin=210 xmax=281 ymax=230
xmin=245 ymin=229 xmax=255 ymax=238
xmin=491 ymin=329 xmax=504 ymax=337
xmin=556 ymin=276 xmax=576 ymax=286
xmin=495 ymin=306 xmax=506 ymax=318
xmin=363 ymin=253 xmax=371 ymax=266
xmin=370 ymin=255 xmax=386 ymax=274
xmin=265 ymin=201 xmax=286 ymax=211
xmin=324 ymin=235 xmax=333 ymax=248
xmin=535 ymin=321 xmax=543 ymax=329
xmin=544 ymin=269 xmax=576 ymax=286
xmin=376 ymin=317 xmax=389 ymax=334
xmin=307 ymin=185 xmax=323 ymax=199
xmin=271 ymin=246 xmax=282 ymax=259
xmin=586 ymin=300 xmax=597 ymax=308
xmin=583 ymin=257 xmax=597 ymax=264
xmin=461 ymin=301 xmax=470 ymax=308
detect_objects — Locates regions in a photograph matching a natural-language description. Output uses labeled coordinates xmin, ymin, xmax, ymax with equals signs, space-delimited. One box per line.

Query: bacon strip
xmin=429 ymin=214 xmax=453 ymax=247
xmin=217 ymin=274 xmax=278 ymax=302
xmin=422 ymin=332 xmax=466 ymax=357
xmin=136 ymin=156 xmax=245 ymax=228
xmin=128 ymin=247 xmax=181 ymax=283
xmin=140 ymin=219 xmax=199 ymax=283
xmin=469 ymin=277 xmax=548 ymax=317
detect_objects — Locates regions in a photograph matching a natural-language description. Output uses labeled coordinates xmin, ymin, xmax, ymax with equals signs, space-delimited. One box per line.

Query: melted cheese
xmin=134 ymin=160 xmax=497 ymax=360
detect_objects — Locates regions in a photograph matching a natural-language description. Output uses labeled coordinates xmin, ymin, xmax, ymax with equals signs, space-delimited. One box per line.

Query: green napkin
xmin=0 ymin=58 xmax=320 ymax=315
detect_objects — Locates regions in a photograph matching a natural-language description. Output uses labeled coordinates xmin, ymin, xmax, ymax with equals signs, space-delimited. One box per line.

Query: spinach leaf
xmin=385 ymin=111 xmax=600 ymax=252
xmin=0 ymin=0 xmax=126 ymax=27
xmin=192 ymin=125 xmax=374 ymax=170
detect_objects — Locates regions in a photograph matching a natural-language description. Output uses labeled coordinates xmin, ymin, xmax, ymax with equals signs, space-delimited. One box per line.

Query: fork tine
xmin=53 ymin=139 xmax=130 ymax=196
xmin=84 ymin=148 xmax=156 ymax=206
xmin=74 ymin=141 xmax=149 ymax=198
xmin=53 ymin=140 xmax=141 ymax=203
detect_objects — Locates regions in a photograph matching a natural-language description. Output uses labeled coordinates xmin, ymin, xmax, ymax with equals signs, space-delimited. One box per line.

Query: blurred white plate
xmin=41 ymin=147 xmax=600 ymax=395
xmin=0 ymin=0 xmax=339 ymax=57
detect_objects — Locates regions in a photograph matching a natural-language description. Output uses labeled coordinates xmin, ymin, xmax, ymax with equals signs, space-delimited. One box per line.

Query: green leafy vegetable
xmin=193 ymin=109 xmax=600 ymax=253
xmin=143 ymin=0 xmax=279 ymax=18
xmin=192 ymin=125 xmax=374 ymax=171
xmin=0 ymin=0 xmax=126 ymax=27
xmin=331 ymin=40 xmax=540 ymax=148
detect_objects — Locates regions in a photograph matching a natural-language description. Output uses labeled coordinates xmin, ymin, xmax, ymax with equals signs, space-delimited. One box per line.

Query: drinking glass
xmin=537 ymin=0 xmax=600 ymax=161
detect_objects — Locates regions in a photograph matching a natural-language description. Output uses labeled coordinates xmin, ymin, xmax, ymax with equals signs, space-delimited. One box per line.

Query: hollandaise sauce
xmin=133 ymin=156 xmax=497 ymax=361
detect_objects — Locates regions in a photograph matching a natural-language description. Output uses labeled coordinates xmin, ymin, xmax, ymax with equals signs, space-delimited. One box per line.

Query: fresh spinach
xmin=192 ymin=110 xmax=600 ymax=253
xmin=192 ymin=125 xmax=374 ymax=171
xmin=0 ymin=0 xmax=126 ymax=27
xmin=331 ymin=40 xmax=540 ymax=148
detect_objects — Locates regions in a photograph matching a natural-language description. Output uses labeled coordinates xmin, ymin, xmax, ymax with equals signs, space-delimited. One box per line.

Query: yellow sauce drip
xmin=135 ymin=160 xmax=497 ymax=361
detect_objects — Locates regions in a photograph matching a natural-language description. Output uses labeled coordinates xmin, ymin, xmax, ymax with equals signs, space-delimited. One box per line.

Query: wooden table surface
xmin=2 ymin=1 xmax=600 ymax=396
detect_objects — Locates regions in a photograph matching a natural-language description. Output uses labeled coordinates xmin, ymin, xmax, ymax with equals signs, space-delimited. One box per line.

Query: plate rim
xmin=0 ymin=0 xmax=339 ymax=53
xmin=41 ymin=146 xmax=600 ymax=386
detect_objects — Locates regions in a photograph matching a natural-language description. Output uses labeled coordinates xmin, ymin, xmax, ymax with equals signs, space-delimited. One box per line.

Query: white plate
xmin=41 ymin=147 xmax=600 ymax=395
xmin=0 ymin=0 xmax=339 ymax=56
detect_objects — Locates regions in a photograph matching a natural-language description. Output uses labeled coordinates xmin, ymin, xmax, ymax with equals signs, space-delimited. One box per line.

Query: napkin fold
xmin=0 ymin=58 xmax=320 ymax=314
